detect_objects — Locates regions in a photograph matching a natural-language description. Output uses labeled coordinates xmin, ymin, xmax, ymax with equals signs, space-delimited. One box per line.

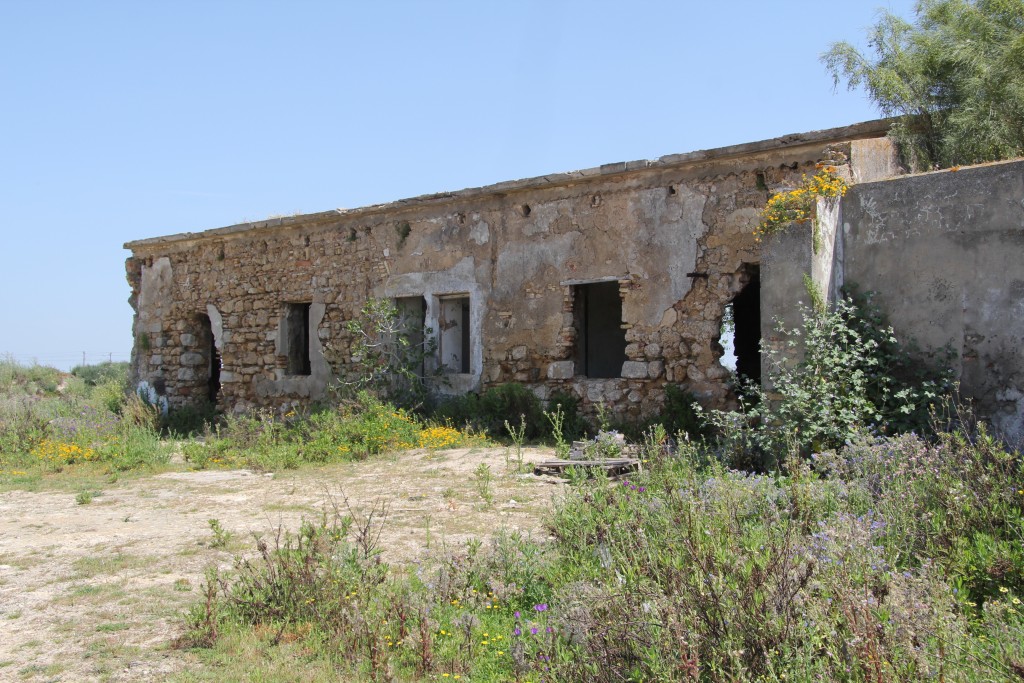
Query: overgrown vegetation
xmin=3 ymin=290 xmax=1020 ymax=680
xmin=0 ymin=355 xmax=489 ymax=483
xmin=168 ymin=290 xmax=1024 ymax=681
xmin=700 ymin=288 xmax=954 ymax=468
xmin=180 ymin=414 xmax=1023 ymax=681
xmin=180 ymin=392 xmax=488 ymax=472
xmin=0 ymin=356 xmax=170 ymax=480
xmin=754 ymin=164 xmax=848 ymax=242
xmin=823 ymin=0 xmax=1024 ymax=169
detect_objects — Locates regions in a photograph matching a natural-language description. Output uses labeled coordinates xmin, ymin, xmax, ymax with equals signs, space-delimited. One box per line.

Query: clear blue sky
xmin=0 ymin=0 xmax=915 ymax=370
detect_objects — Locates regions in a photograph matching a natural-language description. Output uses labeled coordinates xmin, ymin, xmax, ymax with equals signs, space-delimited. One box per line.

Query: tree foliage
xmin=329 ymin=298 xmax=441 ymax=410
xmin=823 ymin=0 xmax=1024 ymax=169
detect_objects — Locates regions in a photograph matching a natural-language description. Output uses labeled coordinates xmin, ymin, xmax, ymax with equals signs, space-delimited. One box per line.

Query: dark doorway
xmin=731 ymin=267 xmax=761 ymax=385
xmin=197 ymin=313 xmax=221 ymax=404
xmin=573 ymin=281 xmax=627 ymax=378
xmin=285 ymin=303 xmax=312 ymax=376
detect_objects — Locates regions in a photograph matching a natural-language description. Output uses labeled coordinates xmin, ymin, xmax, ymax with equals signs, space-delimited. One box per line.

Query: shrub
xmin=71 ymin=361 xmax=129 ymax=387
xmin=479 ymin=384 xmax=545 ymax=441
xmin=701 ymin=290 xmax=953 ymax=463
xmin=162 ymin=399 xmax=219 ymax=437
xmin=180 ymin=424 xmax=1024 ymax=681
xmin=647 ymin=384 xmax=706 ymax=441
xmin=330 ymin=297 xmax=441 ymax=410
xmin=432 ymin=383 xmax=546 ymax=442
xmin=429 ymin=392 xmax=482 ymax=431
xmin=0 ymin=357 xmax=64 ymax=396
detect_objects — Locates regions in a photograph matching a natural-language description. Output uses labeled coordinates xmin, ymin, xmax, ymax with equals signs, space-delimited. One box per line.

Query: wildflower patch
xmin=755 ymin=164 xmax=848 ymax=241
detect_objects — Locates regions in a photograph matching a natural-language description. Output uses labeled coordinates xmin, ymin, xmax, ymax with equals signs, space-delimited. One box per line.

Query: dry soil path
xmin=0 ymin=446 xmax=561 ymax=682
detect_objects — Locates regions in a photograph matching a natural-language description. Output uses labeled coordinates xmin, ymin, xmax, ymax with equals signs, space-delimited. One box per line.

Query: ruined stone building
xmin=125 ymin=119 xmax=1024 ymax=441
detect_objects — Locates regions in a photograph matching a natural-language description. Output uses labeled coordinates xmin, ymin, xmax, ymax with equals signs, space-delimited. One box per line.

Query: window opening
xmin=395 ymin=296 xmax=427 ymax=377
xmin=573 ymin=281 xmax=626 ymax=378
xmin=285 ymin=303 xmax=312 ymax=376
xmin=439 ymin=295 xmax=470 ymax=374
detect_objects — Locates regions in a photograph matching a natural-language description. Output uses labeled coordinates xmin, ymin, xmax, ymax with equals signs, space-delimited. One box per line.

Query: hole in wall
xmin=719 ymin=265 xmax=762 ymax=389
xmin=195 ymin=313 xmax=221 ymax=404
xmin=668 ymin=185 xmax=676 ymax=196
xmin=591 ymin=194 xmax=602 ymax=207
xmin=520 ymin=204 xmax=531 ymax=217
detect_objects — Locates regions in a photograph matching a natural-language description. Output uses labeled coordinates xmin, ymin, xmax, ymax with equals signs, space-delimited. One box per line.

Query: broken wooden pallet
xmin=533 ymin=457 xmax=640 ymax=478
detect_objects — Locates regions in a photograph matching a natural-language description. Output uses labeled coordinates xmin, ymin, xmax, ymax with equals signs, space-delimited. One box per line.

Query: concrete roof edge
xmin=125 ymin=118 xmax=895 ymax=251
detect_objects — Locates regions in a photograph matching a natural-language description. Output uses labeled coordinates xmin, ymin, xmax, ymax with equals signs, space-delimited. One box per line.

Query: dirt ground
xmin=0 ymin=446 xmax=562 ymax=682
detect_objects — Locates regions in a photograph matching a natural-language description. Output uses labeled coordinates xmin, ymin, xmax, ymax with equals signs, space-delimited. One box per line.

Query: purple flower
xmin=513 ymin=626 xmax=521 ymax=636
xmin=514 ymin=611 xmax=521 ymax=619
xmin=534 ymin=603 xmax=548 ymax=612
xmin=530 ymin=627 xmax=539 ymax=635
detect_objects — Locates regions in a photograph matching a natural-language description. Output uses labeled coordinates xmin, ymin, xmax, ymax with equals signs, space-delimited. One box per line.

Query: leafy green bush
xmin=71 ymin=361 xmax=129 ymax=387
xmin=646 ymin=384 xmax=707 ymax=441
xmin=161 ymin=399 xmax=218 ymax=437
xmin=701 ymin=291 xmax=952 ymax=464
xmin=433 ymin=383 xmax=546 ymax=442
xmin=430 ymin=391 xmax=482 ymax=430
xmin=479 ymin=384 xmax=545 ymax=441
xmin=0 ymin=357 xmax=64 ymax=396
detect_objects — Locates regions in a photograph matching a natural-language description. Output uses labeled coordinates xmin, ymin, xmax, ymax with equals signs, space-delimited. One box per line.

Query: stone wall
xmin=125 ymin=121 xmax=896 ymax=420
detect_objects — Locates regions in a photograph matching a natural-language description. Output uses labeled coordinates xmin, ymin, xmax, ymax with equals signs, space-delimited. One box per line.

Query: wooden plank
xmin=533 ymin=458 xmax=640 ymax=477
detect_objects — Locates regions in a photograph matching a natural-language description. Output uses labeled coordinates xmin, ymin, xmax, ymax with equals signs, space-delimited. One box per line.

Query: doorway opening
xmin=196 ymin=313 xmax=221 ymax=404
xmin=572 ymin=281 xmax=627 ymax=378
xmin=439 ymin=295 xmax=471 ymax=374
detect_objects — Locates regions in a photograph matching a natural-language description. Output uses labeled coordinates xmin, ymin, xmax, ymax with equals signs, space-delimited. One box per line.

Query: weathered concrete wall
xmin=841 ymin=160 xmax=1024 ymax=442
xmin=125 ymin=121 xmax=896 ymax=420
xmin=758 ymin=156 xmax=1023 ymax=442
xmin=759 ymin=191 xmax=845 ymax=382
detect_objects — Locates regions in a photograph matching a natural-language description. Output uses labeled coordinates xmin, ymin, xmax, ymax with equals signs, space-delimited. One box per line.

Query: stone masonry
xmin=125 ymin=120 xmax=903 ymax=421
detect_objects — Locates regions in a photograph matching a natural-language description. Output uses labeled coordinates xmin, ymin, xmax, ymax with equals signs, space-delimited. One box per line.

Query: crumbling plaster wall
xmin=126 ymin=123 xmax=895 ymax=420
xmin=840 ymin=160 xmax=1024 ymax=442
